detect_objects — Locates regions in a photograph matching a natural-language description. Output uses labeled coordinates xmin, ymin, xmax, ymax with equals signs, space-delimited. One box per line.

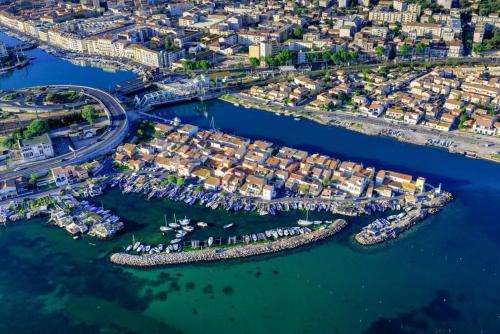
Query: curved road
xmin=0 ymin=85 xmax=128 ymax=181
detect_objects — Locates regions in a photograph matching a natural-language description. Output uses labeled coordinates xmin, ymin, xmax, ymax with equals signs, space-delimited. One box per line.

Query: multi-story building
xmin=18 ymin=134 xmax=54 ymax=163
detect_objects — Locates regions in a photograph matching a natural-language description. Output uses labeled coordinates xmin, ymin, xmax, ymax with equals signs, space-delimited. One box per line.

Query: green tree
xmin=164 ymin=37 xmax=176 ymax=51
xmin=197 ymin=60 xmax=211 ymax=70
xmin=399 ymin=44 xmax=411 ymax=57
xmin=348 ymin=51 xmax=359 ymax=62
xmin=249 ymin=57 xmax=260 ymax=69
xmin=176 ymin=177 xmax=185 ymax=186
xmin=292 ymin=26 xmax=304 ymax=39
xmin=23 ymin=119 xmax=49 ymax=139
xmin=81 ymin=105 xmax=97 ymax=125
xmin=416 ymin=42 xmax=427 ymax=55
xmin=375 ymin=46 xmax=385 ymax=59
xmin=167 ymin=175 xmax=176 ymax=184
xmin=28 ymin=173 xmax=38 ymax=189
xmin=472 ymin=44 xmax=483 ymax=54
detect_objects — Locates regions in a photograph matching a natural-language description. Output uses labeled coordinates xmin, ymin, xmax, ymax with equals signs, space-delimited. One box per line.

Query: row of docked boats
xmin=124 ymin=222 xmax=319 ymax=255
xmin=106 ymin=173 xmax=402 ymax=217
xmin=126 ymin=239 xmax=183 ymax=254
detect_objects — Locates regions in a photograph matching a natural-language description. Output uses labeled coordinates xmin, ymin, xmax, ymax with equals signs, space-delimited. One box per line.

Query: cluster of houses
xmin=49 ymin=195 xmax=124 ymax=238
xmin=358 ymin=66 xmax=500 ymax=134
xmin=246 ymin=75 xmax=325 ymax=107
xmin=1 ymin=0 xmax=495 ymax=71
xmin=246 ymin=65 xmax=500 ymax=135
xmin=114 ymin=122 xmax=427 ymax=201
xmin=0 ymin=163 xmax=94 ymax=202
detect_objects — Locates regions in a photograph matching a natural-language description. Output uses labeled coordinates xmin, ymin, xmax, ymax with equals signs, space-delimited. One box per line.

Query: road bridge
xmin=0 ymin=85 xmax=128 ymax=182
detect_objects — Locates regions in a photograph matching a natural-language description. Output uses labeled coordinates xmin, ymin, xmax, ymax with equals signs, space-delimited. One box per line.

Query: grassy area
xmin=490 ymin=154 xmax=500 ymax=161
xmin=44 ymin=91 xmax=83 ymax=104
xmin=1 ymin=92 xmax=18 ymax=101
xmin=113 ymin=163 xmax=133 ymax=173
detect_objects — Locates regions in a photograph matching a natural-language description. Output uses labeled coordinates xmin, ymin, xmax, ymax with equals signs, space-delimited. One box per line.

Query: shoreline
xmin=0 ymin=27 xmax=145 ymax=76
xmin=110 ymin=219 xmax=348 ymax=267
xmin=354 ymin=191 xmax=453 ymax=246
xmin=219 ymin=94 xmax=500 ymax=164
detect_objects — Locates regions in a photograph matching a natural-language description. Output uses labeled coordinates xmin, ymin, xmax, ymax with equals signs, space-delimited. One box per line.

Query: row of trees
xmin=181 ymin=59 xmax=211 ymax=71
xmin=0 ymin=119 xmax=49 ymax=149
xmin=374 ymin=42 xmax=427 ymax=60
xmin=306 ymin=49 xmax=359 ymax=64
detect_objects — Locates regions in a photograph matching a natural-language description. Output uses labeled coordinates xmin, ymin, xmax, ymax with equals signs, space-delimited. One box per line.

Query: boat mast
xmin=210 ymin=116 xmax=216 ymax=132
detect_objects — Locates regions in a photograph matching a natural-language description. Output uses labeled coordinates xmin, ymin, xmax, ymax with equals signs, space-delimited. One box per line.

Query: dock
xmin=110 ymin=219 xmax=348 ymax=267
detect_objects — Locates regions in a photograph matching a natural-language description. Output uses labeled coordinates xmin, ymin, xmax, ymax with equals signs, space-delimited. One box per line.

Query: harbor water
xmin=0 ymin=32 xmax=499 ymax=333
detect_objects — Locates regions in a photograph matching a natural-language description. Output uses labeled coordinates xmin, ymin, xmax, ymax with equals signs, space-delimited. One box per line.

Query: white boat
xmin=197 ymin=221 xmax=208 ymax=228
xmin=168 ymin=223 xmax=180 ymax=228
xmin=223 ymin=223 xmax=234 ymax=229
xmin=182 ymin=226 xmax=194 ymax=232
xmin=297 ymin=219 xmax=313 ymax=226
xmin=160 ymin=215 xmax=173 ymax=232
xmin=298 ymin=210 xmax=314 ymax=226
xmin=125 ymin=245 xmax=132 ymax=252
xmin=175 ymin=231 xmax=187 ymax=238
xmin=208 ymin=236 xmax=213 ymax=247
xmin=179 ymin=217 xmax=191 ymax=226
xmin=132 ymin=241 xmax=140 ymax=251
xmin=170 ymin=238 xmax=181 ymax=244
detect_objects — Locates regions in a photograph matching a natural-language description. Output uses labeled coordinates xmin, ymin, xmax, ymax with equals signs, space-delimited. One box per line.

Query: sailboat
xmin=160 ymin=214 xmax=173 ymax=232
xmin=168 ymin=214 xmax=180 ymax=228
xmin=297 ymin=209 xmax=313 ymax=226
xmin=131 ymin=235 xmax=140 ymax=251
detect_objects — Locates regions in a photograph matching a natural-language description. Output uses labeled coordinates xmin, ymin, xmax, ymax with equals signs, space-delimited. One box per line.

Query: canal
xmin=0 ymin=32 xmax=499 ymax=334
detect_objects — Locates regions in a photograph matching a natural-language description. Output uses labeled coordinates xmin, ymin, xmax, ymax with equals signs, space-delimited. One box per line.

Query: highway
xmin=0 ymin=85 xmax=128 ymax=182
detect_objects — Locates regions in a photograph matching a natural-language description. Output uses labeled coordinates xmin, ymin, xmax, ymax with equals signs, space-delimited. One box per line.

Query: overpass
xmin=0 ymin=85 xmax=128 ymax=182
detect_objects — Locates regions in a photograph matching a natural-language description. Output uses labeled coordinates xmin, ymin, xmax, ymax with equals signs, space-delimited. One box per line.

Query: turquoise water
xmin=0 ymin=32 xmax=499 ymax=333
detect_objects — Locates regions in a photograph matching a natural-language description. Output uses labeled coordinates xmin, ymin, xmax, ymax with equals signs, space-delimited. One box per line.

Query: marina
xmin=0 ymin=192 xmax=125 ymax=239
xmin=99 ymin=171 xmax=417 ymax=219
xmin=111 ymin=219 xmax=348 ymax=267
xmin=354 ymin=191 xmax=453 ymax=245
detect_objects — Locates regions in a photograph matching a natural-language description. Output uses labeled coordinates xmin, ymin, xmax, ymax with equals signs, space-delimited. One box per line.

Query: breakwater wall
xmin=354 ymin=191 xmax=453 ymax=246
xmin=110 ymin=219 xmax=348 ymax=267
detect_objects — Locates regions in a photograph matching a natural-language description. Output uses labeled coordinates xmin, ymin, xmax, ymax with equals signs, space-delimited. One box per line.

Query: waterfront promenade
xmin=224 ymin=92 xmax=500 ymax=164
xmin=110 ymin=219 xmax=348 ymax=267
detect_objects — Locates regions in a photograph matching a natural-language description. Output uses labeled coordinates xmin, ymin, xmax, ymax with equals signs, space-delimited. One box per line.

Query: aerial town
xmin=0 ymin=0 xmax=497 ymax=70
xmin=0 ymin=0 xmax=495 ymax=264
xmin=0 ymin=0 xmax=497 ymax=158
xmin=0 ymin=1 xmax=497 ymax=332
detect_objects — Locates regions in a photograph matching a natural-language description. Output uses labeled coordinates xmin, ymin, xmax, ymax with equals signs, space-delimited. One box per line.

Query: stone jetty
xmin=354 ymin=191 xmax=453 ymax=246
xmin=110 ymin=219 xmax=348 ymax=267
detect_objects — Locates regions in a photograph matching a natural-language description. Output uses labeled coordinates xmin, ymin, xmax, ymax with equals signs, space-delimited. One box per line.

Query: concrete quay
xmin=110 ymin=219 xmax=348 ymax=267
